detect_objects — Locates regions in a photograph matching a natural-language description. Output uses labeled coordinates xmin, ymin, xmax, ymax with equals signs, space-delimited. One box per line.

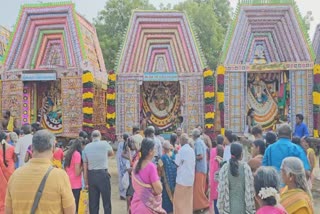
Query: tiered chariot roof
xmin=4 ymin=1 xmax=106 ymax=81
xmin=221 ymin=0 xmax=315 ymax=65
xmin=313 ymin=24 xmax=320 ymax=64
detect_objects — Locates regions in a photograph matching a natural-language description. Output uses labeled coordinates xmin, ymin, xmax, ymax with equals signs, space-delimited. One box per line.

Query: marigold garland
xmin=106 ymin=70 xmax=116 ymax=141
xmin=313 ymin=65 xmax=320 ymax=137
xmin=203 ymin=68 xmax=215 ymax=139
xmin=217 ymin=65 xmax=226 ymax=134
xmin=82 ymin=71 xmax=94 ymax=133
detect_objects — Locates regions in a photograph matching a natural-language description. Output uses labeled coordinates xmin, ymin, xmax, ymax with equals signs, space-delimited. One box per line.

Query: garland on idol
xmin=203 ymin=68 xmax=215 ymax=139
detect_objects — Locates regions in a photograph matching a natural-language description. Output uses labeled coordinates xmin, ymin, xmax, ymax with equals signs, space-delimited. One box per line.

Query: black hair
xmin=144 ymin=127 xmax=154 ymax=138
xmin=155 ymin=127 xmax=162 ymax=136
xmin=230 ymin=143 xmax=242 ymax=177
xmin=251 ymin=125 xmax=263 ymax=136
xmin=296 ymin=114 xmax=304 ymax=121
xmin=31 ymin=123 xmax=41 ymax=132
xmin=225 ymin=130 xmax=233 ymax=143
xmin=135 ymin=138 xmax=155 ymax=174
xmin=170 ymin=133 xmax=177 ymax=147
xmin=302 ymin=137 xmax=312 ymax=147
xmin=247 ymin=108 xmax=254 ymax=117
xmin=253 ymin=139 xmax=266 ymax=155
xmin=21 ymin=124 xmax=32 ymax=135
xmin=79 ymin=131 xmax=88 ymax=139
xmin=254 ymin=166 xmax=280 ymax=206
xmin=13 ymin=128 xmax=20 ymax=136
xmin=265 ymin=131 xmax=277 ymax=147
xmin=232 ymin=134 xmax=238 ymax=142
xmin=216 ymin=135 xmax=224 ymax=145
xmin=132 ymin=126 xmax=140 ymax=134
xmin=0 ymin=131 xmax=8 ymax=167
xmin=292 ymin=137 xmax=301 ymax=146
xmin=64 ymin=138 xmax=84 ymax=168
xmin=123 ymin=133 xmax=129 ymax=142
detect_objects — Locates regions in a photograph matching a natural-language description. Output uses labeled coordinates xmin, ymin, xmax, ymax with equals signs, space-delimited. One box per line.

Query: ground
xmin=106 ymin=157 xmax=320 ymax=213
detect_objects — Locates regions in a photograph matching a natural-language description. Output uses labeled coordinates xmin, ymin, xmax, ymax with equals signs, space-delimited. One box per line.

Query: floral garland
xmin=82 ymin=71 xmax=94 ymax=133
xmin=217 ymin=65 xmax=226 ymax=135
xmin=106 ymin=70 xmax=116 ymax=141
xmin=203 ymin=68 xmax=215 ymax=139
xmin=313 ymin=65 xmax=320 ymax=137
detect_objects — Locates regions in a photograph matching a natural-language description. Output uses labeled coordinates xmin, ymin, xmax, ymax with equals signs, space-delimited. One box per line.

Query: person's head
xmin=180 ymin=133 xmax=189 ymax=146
xmin=301 ymin=137 xmax=312 ymax=150
xmin=230 ymin=142 xmax=243 ymax=176
xmin=13 ymin=128 xmax=21 ymax=137
xmin=277 ymin=124 xmax=292 ymax=139
xmin=225 ymin=129 xmax=233 ymax=144
xmin=196 ymin=125 xmax=203 ymax=134
xmin=155 ymin=127 xmax=161 ymax=136
xmin=32 ymin=129 xmax=56 ymax=157
xmin=247 ymin=108 xmax=255 ymax=117
xmin=176 ymin=127 xmax=182 ymax=136
xmin=91 ymin=130 xmax=101 ymax=141
xmin=79 ymin=131 xmax=88 ymax=139
xmin=232 ymin=134 xmax=238 ymax=142
xmin=64 ymin=138 xmax=84 ymax=168
xmin=0 ymin=131 xmax=9 ymax=167
xmin=9 ymin=132 xmax=18 ymax=144
xmin=163 ymin=141 xmax=172 ymax=153
xmin=291 ymin=136 xmax=301 ymax=146
xmin=123 ymin=133 xmax=129 ymax=142
xmin=135 ymin=138 xmax=155 ymax=173
xmin=144 ymin=126 xmax=155 ymax=138
xmin=251 ymin=125 xmax=263 ymax=138
xmin=281 ymin=157 xmax=311 ymax=196
xmin=252 ymin=139 xmax=266 ymax=157
xmin=31 ymin=123 xmax=40 ymax=133
xmin=170 ymin=133 xmax=177 ymax=146
xmin=254 ymin=167 xmax=280 ymax=207
xmin=216 ymin=135 xmax=224 ymax=145
xmin=132 ymin=125 xmax=140 ymax=134
xmin=295 ymin=114 xmax=304 ymax=125
xmin=3 ymin=110 xmax=10 ymax=119
xmin=21 ymin=124 xmax=32 ymax=135
xmin=192 ymin=128 xmax=201 ymax=140
xmin=265 ymin=131 xmax=277 ymax=146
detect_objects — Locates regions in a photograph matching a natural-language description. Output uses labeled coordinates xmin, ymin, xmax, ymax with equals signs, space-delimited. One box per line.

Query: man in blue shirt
xmin=263 ymin=124 xmax=310 ymax=172
xmin=293 ymin=114 xmax=309 ymax=138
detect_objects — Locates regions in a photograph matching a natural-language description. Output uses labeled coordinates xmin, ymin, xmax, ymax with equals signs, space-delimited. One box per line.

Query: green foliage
xmin=174 ymin=0 xmax=231 ymax=69
xmin=94 ymin=0 xmax=155 ymax=70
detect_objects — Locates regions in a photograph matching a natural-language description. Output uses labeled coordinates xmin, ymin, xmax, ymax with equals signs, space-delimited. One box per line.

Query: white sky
xmin=0 ymin=0 xmax=319 ymax=38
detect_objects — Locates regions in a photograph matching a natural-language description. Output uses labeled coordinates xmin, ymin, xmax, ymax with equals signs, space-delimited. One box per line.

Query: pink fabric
xmin=278 ymin=84 xmax=284 ymax=98
xmin=257 ymin=205 xmax=287 ymax=214
xmin=209 ymin=148 xmax=219 ymax=206
xmin=53 ymin=148 xmax=64 ymax=161
xmin=131 ymin=163 xmax=166 ymax=214
xmin=137 ymin=161 xmax=159 ymax=184
xmin=65 ymin=151 xmax=82 ymax=189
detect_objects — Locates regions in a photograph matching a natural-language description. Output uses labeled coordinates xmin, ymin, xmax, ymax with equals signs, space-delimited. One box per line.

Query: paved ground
xmin=106 ymin=157 xmax=319 ymax=214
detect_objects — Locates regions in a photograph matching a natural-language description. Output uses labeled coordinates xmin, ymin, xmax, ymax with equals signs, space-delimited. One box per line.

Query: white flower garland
xmin=258 ymin=187 xmax=280 ymax=202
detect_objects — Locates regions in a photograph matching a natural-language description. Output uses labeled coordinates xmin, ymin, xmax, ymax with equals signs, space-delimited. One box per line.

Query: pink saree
xmin=209 ymin=148 xmax=219 ymax=204
xmin=131 ymin=172 xmax=166 ymax=214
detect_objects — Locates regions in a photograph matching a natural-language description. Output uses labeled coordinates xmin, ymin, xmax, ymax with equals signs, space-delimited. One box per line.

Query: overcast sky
xmin=0 ymin=0 xmax=319 ymax=38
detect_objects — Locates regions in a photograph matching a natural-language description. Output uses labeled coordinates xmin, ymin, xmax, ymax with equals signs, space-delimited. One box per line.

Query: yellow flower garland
xmin=83 ymin=107 xmax=93 ymax=114
xmin=107 ymin=93 xmax=116 ymax=100
xmin=217 ymin=65 xmax=226 ymax=75
xmin=107 ymin=112 xmax=116 ymax=119
xmin=109 ymin=74 xmax=116 ymax=82
xmin=314 ymin=64 xmax=320 ymax=75
xmin=82 ymin=92 xmax=94 ymax=100
xmin=82 ymin=72 xmax=94 ymax=83
xmin=205 ymin=112 xmax=215 ymax=119
xmin=313 ymin=91 xmax=320 ymax=105
xmin=205 ymin=124 xmax=213 ymax=129
xmin=217 ymin=92 xmax=224 ymax=103
xmin=204 ymin=69 xmax=213 ymax=77
xmin=204 ymin=91 xmax=214 ymax=99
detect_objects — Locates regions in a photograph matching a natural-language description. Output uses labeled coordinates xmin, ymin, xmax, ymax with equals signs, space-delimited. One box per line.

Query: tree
xmin=174 ymin=0 xmax=231 ymax=69
xmin=94 ymin=0 xmax=155 ymax=70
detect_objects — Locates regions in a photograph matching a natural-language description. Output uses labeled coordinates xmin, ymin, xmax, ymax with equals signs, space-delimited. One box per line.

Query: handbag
xmin=30 ymin=166 xmax=54 ymax=214
xmin=78 ymin=189 xmax=89 ymax=214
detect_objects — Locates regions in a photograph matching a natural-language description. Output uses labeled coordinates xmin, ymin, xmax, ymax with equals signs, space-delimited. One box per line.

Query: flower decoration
xmin=313 ymin=65 xmax=320 ymax=137
xmin=82 ymin=71 xmax=94 ymax=133
xmin=203 ymin=68 xmax=215 ymax=139
xmin=106 ymin=70 xmax=116 ymax=141
xmin=258 ymin=187 xmax=279 ymax=202
xmin=217 ymin=65 xmax=226 ymax=134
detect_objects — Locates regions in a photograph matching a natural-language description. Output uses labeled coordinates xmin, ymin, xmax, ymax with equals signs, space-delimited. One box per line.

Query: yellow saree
xmin=280 ymin=189 xmax=313 ymax=214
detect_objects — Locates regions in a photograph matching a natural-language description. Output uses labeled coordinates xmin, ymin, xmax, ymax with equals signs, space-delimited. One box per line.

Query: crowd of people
xmin=0 ymin=112 xmax=318 ymax=214
xmin=116 ymin=115 xmax=317 ymax=214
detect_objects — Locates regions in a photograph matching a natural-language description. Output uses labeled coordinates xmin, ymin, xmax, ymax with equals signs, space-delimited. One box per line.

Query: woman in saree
xmin=280 ymin=157 xmax=314 ymax=214
xmin=0 ymin=131 xmax=15 ymax=212
xmin=131 ymin=138 xmax=166 ymax=214
xmin=158 ymin=141 xmax=177 ymax=214
xmin=254 ymin=167 xmax=287 ymax=214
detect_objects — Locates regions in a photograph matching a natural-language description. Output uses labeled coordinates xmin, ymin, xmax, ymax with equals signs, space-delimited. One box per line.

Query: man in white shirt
xmin=14 ymin=124 xmax=33 ymax=167
xmin=173 ymin=133 xmax=195 ymax=214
